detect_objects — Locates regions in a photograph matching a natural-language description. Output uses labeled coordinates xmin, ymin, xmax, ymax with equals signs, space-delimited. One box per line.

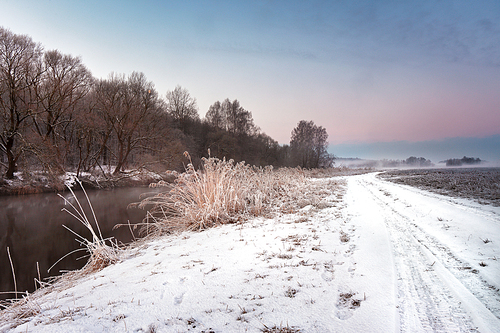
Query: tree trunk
xmin=113 ymin=142 xmax=125 ymax=175
xmin=5 ymin=137 xmax=16 ymax=179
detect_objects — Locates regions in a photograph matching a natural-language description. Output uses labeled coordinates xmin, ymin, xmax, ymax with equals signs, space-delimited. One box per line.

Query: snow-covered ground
xmin=1 ymin=173 xmax=499 ymax=332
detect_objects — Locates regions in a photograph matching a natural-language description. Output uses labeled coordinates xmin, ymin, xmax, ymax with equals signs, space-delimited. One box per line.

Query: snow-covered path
xmin=345 ymin=173 xmax=500 ymax=333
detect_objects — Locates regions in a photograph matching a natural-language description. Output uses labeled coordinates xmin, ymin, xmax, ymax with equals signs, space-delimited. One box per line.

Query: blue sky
xmin=1 ymin=0 xmax=499 ymax=162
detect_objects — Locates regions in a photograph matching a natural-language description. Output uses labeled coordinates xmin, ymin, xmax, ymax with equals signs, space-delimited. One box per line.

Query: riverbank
xmin=0 ymin=169 xmax=174 ymax=196
xmin=0 ymin=165 xmax=374 ymax=196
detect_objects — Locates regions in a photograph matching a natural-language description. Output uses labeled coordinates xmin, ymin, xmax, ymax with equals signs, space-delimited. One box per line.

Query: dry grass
xmin=261 ymin=323 xmax=301 ymax=332
xmin=136 ymin=153 xmax=307 ymax=235
xmin=0 ymin=292 xmax=42 ymax=325
xmin=56 ymin=178 xmax=120 ymax=273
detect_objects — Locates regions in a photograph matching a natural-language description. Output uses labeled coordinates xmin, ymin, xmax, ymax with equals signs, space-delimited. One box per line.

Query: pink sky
xmin=1 ymin=0 xmax=499 ymax=159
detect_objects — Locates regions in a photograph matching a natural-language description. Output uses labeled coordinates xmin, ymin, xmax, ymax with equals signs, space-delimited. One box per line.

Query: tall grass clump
xmin=137 ymin=152 xmax=306 ymax=235
xmin=56 ymin=178 xmax=120 ymax=273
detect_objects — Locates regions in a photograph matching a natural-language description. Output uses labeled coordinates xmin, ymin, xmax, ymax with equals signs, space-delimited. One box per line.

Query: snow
xmin=1 ymin=173 xmax=499 ymax=332
xmin=62 ymin=172 xmax=78 ymax=188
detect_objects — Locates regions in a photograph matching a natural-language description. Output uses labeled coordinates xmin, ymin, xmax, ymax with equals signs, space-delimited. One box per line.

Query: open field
xmin=379 ymin=168 xmax=500 ymax=206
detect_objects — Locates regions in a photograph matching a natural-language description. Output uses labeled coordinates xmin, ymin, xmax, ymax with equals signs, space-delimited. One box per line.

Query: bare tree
xmin=0 ymin=27 xmax=44 ymax=178
xmin=207 ymin=98 xmax=257 ymax=136
xmin=205 ymin=100 xmax=224 ymax=129
xmin=92 ymin=73 xmax=124 ymax=171
xmin=165 ymin=85 xmax=198 ymax=132
xmin=92 ymin=72 xmax=162 ymax=175
xmin=112 ymin=72 xmax=161 ymax=174
xmin=72 ymin=93 xmax=101 ymax=176
xmin=290 ymin=120 xmax=331 ymax=168
xmin=30 ymin=49 xmax=93 ymax=173
xmin=0 ymin=27 xmax=299 ymax=181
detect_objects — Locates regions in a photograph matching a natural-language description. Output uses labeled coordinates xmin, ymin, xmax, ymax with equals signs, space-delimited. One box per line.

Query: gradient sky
xmin=1 ymin=0 xmax=499 ymax=161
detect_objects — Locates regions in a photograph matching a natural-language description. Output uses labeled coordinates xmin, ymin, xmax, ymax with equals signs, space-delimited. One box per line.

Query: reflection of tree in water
xmin=0 ymin=207 xmax=22 ymax=296
xmin=1 ymin=205 xmax=64 ymax=300
xmin=2 ymin=207 xmax=18 ymax=248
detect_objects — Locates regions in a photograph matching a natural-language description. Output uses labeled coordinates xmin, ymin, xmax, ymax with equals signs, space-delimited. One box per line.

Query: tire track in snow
xmin=366 ymin=176 xmax=500 ymax=321
xmin=349 ymin=174 xmax=499 ymax=332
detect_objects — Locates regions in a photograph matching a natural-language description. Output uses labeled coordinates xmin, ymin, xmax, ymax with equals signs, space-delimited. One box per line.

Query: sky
xmin=1 ymin=0 xmax=499 ymax=162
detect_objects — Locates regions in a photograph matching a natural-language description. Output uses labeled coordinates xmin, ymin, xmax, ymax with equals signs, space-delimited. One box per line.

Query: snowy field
xmin=380 ymin=168 xmax=500 ymax=207
xmin=1 ymin=173 xmax=499 ymax=332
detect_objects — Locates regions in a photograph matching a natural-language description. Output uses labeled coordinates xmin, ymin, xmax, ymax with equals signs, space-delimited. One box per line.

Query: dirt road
xmin=344 ymin=173 xmax=500 ymax=333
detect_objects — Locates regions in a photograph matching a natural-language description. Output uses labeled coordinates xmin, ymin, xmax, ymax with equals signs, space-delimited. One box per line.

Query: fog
xmin=329 ymin=135 xmax=500 ymax=164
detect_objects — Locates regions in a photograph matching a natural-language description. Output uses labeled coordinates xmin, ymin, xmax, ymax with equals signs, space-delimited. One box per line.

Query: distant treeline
xmin=377 ymin=157 xmax=433 ymax=168
xmin=0 ymin=27 xmax=332 ymax=180
xmin=346 ymin=156 xmax=434 ymax=168
xmin=342 ymin=155 xmax=485 ymax=169
xmin=443 ymin=156 xmax=482 ymax=167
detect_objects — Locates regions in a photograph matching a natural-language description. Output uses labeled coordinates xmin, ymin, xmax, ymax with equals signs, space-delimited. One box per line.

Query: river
xmin=0 ymin=186 xmax=161 ymax=301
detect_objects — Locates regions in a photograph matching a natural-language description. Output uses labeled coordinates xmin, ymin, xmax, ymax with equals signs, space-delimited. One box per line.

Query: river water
xmin=0 ymin=186 xmax=161 ymax=301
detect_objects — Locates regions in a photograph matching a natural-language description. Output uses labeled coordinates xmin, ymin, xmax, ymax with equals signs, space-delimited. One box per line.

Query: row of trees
xmin=0 ymin=27 xmax=332 ymax=180
xmin=403 ymin=156 xmax=433 ymax=167
xmin=445 ymin=156 xmax=482 ymax=167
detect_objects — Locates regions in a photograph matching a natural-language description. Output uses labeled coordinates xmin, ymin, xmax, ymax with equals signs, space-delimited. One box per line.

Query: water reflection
xmin=0 ymin=187 xmax=159 ymax=300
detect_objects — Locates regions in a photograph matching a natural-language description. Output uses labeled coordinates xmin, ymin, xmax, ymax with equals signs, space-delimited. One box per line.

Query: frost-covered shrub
xmin=137 ymin=153 xmax=307 ymax=234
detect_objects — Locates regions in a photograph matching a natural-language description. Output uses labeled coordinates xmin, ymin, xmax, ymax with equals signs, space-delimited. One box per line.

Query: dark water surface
xmin=0 ymin=187 xmax=160 ymax=300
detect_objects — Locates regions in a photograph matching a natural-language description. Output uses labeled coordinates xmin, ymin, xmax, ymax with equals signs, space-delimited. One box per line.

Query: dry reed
xmin=136 ymin=152 xmax=307 ymax=235
xmin=56 ymin=178 xmax=120 ymax=273
xmin=6 ymin=247 xmax=18 ymax=299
